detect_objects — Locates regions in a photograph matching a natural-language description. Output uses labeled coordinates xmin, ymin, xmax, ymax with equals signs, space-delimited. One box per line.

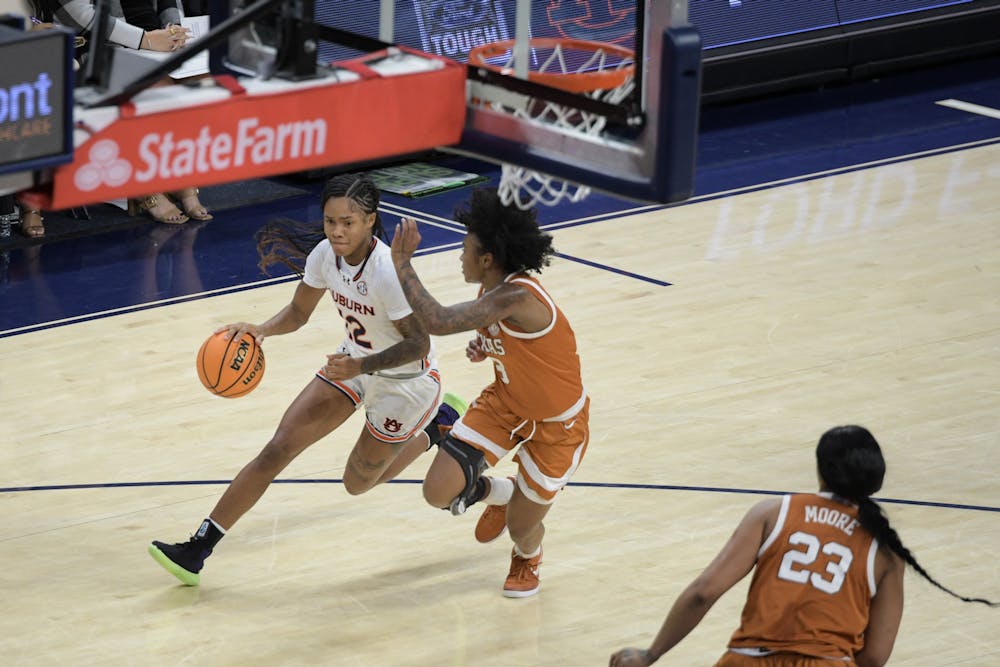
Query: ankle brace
xmin=194 ymin=518 xmax=225 ymax=549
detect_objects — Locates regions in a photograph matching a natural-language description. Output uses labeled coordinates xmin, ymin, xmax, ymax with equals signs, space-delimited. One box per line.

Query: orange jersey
xmin=727 ymin=493 xmax=879 ymax=660
xmin=475 ymin=273 xmax=584 ymax=421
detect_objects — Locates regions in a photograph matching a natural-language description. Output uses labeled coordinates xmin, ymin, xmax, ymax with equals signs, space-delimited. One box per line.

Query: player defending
xmin=391 ymin=188 xmax=589 ymax=597
xmin=148 ymin=174 xmax=463 ymax=586
xmin=610 ymin=425 xmax=998 ymax=666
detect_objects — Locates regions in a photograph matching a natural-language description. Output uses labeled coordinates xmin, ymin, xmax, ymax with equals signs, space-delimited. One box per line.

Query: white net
xmin=469 ymin=40 xmax=635 ymax=210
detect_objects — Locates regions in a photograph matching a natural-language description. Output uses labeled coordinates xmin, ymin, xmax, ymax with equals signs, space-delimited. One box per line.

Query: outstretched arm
xmin=219 ymin=281 xmax=325 ymax=344
xmin=390 ymin=218 xmax=526 ymax=335
xmin=610 ymin=498 xmax=776 ymax=667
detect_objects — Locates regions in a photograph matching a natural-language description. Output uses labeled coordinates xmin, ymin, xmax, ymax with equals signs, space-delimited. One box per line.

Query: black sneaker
xmin=148 ymin=539 xmax=212 ymax=586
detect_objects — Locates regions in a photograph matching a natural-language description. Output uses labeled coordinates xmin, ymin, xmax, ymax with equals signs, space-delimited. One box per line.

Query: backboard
xmin=286 ymin=0 xmax=702 ymax=206
xmin=447 ymin=0 xmax=702 ymax=206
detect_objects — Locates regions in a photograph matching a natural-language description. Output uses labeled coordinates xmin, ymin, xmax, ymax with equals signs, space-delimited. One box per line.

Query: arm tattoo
xmin=358 ymin=313 xmax=429 ymax=374
xmin=396 ymin=262 xmax=522 ymax=335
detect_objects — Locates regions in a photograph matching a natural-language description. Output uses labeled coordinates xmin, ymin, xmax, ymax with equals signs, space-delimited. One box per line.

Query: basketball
xmin=196 ymin=331 xmax=265 ymax=398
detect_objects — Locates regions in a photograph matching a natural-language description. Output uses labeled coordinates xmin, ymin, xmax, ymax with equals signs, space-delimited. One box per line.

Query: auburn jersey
xmin=475 ymin=273 xmax=585 ymax=420
xmin=303 ymin=237 xmax=435 ymax=378
xmin=728 ymin=493 xmax=879 ymax=660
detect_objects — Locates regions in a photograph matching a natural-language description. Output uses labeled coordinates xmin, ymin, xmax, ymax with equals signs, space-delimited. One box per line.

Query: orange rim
xmin=468 ymin=38 xmax=635 ymax=94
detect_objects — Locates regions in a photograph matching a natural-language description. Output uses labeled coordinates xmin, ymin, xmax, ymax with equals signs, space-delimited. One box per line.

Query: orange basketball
xmin=196 ymin=331 xmax=265 ymax=398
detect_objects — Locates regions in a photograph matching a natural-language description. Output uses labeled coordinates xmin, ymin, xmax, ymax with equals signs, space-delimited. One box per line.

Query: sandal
xmin=169 ymin=187 xmax=213 ymax=221
xmin=19 ymin=207 xmax=45 ymax=238
xmin=128 ymin=194 xmax=188 ymax=224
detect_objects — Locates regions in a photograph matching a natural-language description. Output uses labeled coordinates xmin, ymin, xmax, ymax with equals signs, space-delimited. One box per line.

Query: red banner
xmin=32 ymin=50 xmax=466 ymax=210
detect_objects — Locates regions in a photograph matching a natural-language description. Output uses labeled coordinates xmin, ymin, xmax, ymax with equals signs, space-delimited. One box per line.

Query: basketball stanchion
xmin=467 ymin=38 xmax=636 ymax=210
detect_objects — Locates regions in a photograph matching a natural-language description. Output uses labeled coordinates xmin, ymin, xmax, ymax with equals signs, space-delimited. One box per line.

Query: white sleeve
xmin=52 ymin=0 xmax=143 ymax=49
xmin=302 ymin=243 xmax=329 ymax=290
xmin=108 ymin=18 xmax=144 ymax=49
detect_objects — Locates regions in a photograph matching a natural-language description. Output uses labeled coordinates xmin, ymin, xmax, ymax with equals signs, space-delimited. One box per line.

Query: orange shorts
xmin=715 ymin=651 xmax=856 ymax=667
xmin=449 ymin=384 xmax=589 ymax=504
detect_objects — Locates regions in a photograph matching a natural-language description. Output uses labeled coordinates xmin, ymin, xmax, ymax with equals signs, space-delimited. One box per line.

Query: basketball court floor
xmin=2 ymin=56 xmax=999 ymax=665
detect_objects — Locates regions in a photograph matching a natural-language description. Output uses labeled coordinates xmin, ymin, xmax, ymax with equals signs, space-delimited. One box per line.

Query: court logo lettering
xmin=412 ymin=0 xmax=510 ymax=60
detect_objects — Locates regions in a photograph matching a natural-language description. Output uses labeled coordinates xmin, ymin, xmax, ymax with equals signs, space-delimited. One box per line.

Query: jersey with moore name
xmin=303 ymin=237 xmax=434 ymax=378
xmin=475 ymin=273 xmax=584 ymax=421
xmin=728 ymin=493 xmax=879 ymax=660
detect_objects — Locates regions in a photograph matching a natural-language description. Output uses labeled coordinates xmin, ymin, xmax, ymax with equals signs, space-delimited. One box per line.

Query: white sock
xmin=209 ymin=517 xmax=227 ymax=534
xmin=482 ymin=476 xmax=515 ymax=506
xmin=514 ymin=544 xmax=541 ymax=559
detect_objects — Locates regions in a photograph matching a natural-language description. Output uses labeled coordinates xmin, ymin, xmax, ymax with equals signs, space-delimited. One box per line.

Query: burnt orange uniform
xmin=717 ymin=493 xmax=879 ymax=666
xmin=449 ymin=273 xmax=589 ymax=504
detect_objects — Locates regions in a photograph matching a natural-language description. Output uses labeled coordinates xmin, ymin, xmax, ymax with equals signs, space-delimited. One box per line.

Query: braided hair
xmin=320 ymin=173 xmax=385 ymax=241
xmin=256 ymin=173 xmax=384 ymax=276
xmin=455 ymin=188 xmax=555 ymax=274
xmin=817 ymin=425 xmax=997 ymax=606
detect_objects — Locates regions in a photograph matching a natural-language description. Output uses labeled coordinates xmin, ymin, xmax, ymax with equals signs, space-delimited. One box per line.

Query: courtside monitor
xmin=0 ymin=23 xmax=75 ymax=175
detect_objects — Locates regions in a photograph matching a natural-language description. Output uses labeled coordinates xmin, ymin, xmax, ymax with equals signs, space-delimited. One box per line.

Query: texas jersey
xmin=303 ymin=237 xmax=435 ymax=378
xmin=475 ymin=273 xmax=584 ymax=420
xmin=728 ymin=493 xmax=879 ymax=660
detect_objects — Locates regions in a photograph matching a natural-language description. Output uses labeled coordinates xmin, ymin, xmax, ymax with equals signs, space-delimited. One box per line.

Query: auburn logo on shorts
xmin=383 ymin=418 xmax=402 ymax=433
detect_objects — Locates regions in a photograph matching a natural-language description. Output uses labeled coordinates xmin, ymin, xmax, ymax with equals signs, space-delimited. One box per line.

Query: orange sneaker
xmin=474 ymin=476 xmax=515 ymax=543
xmin=503 ymin=547 xmax=542 ymax=598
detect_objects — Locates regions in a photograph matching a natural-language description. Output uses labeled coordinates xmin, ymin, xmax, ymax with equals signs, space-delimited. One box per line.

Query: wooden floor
xmin=3 ymin=143 xmax=999 ymax=666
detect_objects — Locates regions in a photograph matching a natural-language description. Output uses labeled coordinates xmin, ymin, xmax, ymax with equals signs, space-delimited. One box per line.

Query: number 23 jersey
xmin=728 ymin=492 xmax=879 ymax=660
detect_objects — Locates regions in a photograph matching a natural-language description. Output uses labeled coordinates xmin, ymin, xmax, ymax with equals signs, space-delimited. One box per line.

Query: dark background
xmin=309 ymin=0 xmax=1000 ymax=105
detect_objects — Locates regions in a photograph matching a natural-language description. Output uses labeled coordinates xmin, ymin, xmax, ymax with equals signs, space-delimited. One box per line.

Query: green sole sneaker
xmin=148 ymin=543 xmax=201 ymax=586
xmin=441 ymin=392 xmax=468 ymax=417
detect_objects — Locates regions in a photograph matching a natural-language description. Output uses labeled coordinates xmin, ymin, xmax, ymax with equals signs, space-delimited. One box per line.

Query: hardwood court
xmin=2 ymin=142 xmax=999 ymax=666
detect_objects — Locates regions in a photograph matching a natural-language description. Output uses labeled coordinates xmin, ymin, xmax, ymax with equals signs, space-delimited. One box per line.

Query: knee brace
xmin=439 ymin=433 xmax=488 ymax=516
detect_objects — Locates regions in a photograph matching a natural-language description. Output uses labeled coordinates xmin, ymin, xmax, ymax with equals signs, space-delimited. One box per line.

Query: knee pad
xmin=439 ymin=434 xmax=488 ymax=516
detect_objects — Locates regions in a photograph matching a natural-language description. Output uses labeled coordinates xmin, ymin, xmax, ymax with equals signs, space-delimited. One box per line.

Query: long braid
xmin=255 ymin=218 xmax=324 ymax=276
xmin=856 ymin=498 xmax=998 ymax=606
xmin=256 ymin=173 xmax=384 ymax=275
xmin=818 ymin=425 xmax=998 ymax=607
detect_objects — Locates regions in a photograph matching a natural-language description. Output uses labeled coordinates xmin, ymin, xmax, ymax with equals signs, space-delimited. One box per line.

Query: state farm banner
xmin=42 ymin=51 xmax=465 ymax=210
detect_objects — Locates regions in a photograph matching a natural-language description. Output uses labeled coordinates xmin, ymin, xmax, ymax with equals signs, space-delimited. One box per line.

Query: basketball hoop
xmin=468 ymin=38 xmax=636 ymax=210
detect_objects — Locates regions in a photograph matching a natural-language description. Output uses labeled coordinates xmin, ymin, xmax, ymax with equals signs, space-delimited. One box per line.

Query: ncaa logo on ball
xmin=230 ymin=339 xmax=252 ymax=370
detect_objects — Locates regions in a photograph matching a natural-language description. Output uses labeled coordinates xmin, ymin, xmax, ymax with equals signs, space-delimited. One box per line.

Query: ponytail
xmin=818 ymin=425 xmax=998 ymax=607
xmin=856 ymin=498 xmax=998 ymax=606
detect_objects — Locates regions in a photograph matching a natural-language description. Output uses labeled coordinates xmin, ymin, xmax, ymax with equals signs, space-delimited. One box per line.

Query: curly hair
xmin=256 ymin=173 xmax=384 ymax=276
xmin=455 ymin=188 xmax=555 ymax=274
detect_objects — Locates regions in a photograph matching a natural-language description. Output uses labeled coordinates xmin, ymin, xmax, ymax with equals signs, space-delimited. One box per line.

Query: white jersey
xmin=303 ymin=237 xmax=435 ymax=379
